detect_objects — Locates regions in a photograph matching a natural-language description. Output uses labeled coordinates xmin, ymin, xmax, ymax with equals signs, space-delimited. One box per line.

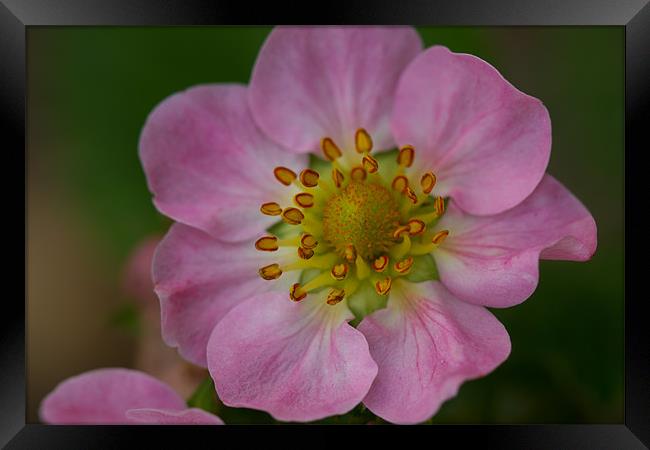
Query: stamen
xmin=273 ymin=167 xmax=297 ymax=186
xmin=298 ymin=247 xmax=315 ymax=259
xmin=255 ymin=236 xmax=278 ymax=251
xmin=281 ymin=207 xmax=304 ymax=225
xmin=362 ymin=155 xmax=379 ymax=173
xmin=351 ymin=166 xmax=367 ymax=181
xmin=321 ymin=137 xmax=342 ymax=161
xmin=294 ymin=192 xmax=315 ymax=208
xmin=392 ymin=175 xmax=409 ymax=192
xmin=331 ymin=263 xmax=349 ymax=280
xmin=355 ymin=255 xmax=371 ymax=280
xmin=300 ymin=233 xmax=318 ymax=250
xmin=326 ymin=288 xmax=346 ymax=305
xmin=407 ymin=219 xmax=426 ymax=236
xmin=375 ymin=277 xmax=392 ymax=295
xmin=434 ymin=196 xmax=445 ymax=216
xmin=392 ymin=225 xmax=411 ymax=240
xmin=355 ymin=128 xmax=373 ymax=153
xmin=394 ymin=256 xmax=414 ymax=274
xmin=260 ymin=202 xmax=282 ymax=216
xmin=397 ymin=145 xmax=415 ymax=168
xmin=420 ymin=172 xmax=436 ymax=194
xmin=431 ymin=229 xmax=449 ymax=245
xmin=372 ymin=255 xmax=389 ymax=272
xmin=332 ymin=168 xmax=345 ymax=188
xmin=299 ymin=169 xmax=320 ymax=188
xmin=259 ymin=264 xmax=282 ymax=280
xmin=344 ymin=244 xmax=357 ymax=263
xmin=289 ymin=283 xmax=307 ymax=302
xmin=403 ymin=186 xmax=418 ymax=204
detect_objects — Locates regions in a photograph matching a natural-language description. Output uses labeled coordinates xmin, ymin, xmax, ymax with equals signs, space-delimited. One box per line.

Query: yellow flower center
xmin=255 ymin=128 xmax=450 ymax=314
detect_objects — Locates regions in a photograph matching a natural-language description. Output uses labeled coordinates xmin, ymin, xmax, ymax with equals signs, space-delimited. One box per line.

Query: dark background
xmin=26 ymin=26 xmax=624 ymax=423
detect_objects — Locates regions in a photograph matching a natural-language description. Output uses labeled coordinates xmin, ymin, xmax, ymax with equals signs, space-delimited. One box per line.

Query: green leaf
xmin=405 ymin=253 xmax=439 ymax=283
xmin=267 ymin=220 xmax=294 ymax=239
xmin=347 ymin=281 xmax=388 ymax=326
xmin=187 ymin=377 xmax=220 ymax=414
xmin=108 ymin=303 xmax=140 ymax=336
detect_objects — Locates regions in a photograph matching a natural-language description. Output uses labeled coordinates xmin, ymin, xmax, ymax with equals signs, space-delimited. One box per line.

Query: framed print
xmin=5 ymin=0 xmax=650 ymax=447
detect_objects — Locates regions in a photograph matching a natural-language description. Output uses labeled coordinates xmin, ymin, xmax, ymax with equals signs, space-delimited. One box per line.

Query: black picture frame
xmin=6 ymin=0 xmax=649 ymax=447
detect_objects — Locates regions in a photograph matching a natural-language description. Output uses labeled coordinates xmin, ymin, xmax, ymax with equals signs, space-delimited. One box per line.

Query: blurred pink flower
xmin=122 ymin=235 xmax=207 ymax=399
xmin=40 ymin=368 xmax=222 ymax=425
xmin=139 ymin=27 xmax=596 ymax=423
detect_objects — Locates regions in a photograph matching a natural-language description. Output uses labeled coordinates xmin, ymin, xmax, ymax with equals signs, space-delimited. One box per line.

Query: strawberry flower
xmin=139 ymin=27 xmax=596 ymax=424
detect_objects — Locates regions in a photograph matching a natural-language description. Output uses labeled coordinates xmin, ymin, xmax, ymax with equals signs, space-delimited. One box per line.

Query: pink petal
xmin=434 ymin=175 xmax=597 ymax=308
xmin=139 ymin=84 xmax=306 ymax=242
xmin=359 ymin=281 xmax=511 ymax=424
xmin=207 ymin=291 xmax=378 ymax=422
xmin=39 ymin=368 xmax=186 ymax=424
xmin=249 ymin=27 xmax=422 ymax=156
xmin=154 ymin=223 xmax=295 ymax=367
xmin=392 ymin=46 xmax=552 ymax=215
xmin=125 ymin=408 xmax=223 ymax=425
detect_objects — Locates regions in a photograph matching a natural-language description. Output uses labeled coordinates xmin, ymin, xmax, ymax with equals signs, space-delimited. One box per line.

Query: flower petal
xmin=359 ymin=281 xmax=511 ymax=424
xmin=154 ymin=223 xmax=297 ymax=367
xmin=392 ymin=46 xmax=551 ymax=215
xmin=125 ymin=408 xmax=223 ymax=425
xmin=39 ymin=368 xmax=186 ymax=424
xmin=139 ymin=84 xmax=306 ymax=242
xmin=249 ymin=27 xmax=422 ymax=157
xmin=207 ymin=291 xmax=378 ymax=422
xmin=433 ymin=175 xmax=597 ymax=308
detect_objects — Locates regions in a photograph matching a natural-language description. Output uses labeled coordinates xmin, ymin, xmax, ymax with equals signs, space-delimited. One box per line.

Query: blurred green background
xmin=26 ymin=26 xmax=623 ymax=424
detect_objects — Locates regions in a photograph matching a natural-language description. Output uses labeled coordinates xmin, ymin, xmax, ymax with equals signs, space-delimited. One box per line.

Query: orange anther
xmin=394 ymin=256 xmax=414 ymax=274
xmin=403 ymin=186 xmax=418 ymax=204
xmin=259 ymin=264 xmax=282 ymax=280
xmin=397 ymin=145 xmax=415 ymax=167
xmin=300 ymin=233 xmax=318 ymax=250
xmin=420 ymin=172 xmax=436 ymax=194
xmin=255 ymin=236 xmax=278 ymax=251
xmin=392 ymin=225 xmax=411 ymax=240
xmin=344 ymin=244 xmax=357 ymax=263
xmin=332 ymin=168 xmax=345 ymax=188
xmin=372 ymin=255 xmax=389 ymax=273
xmin=362 ymin=155 xmax=379 ymax=173
xmin=375 ymin=277 xmax=392 ymax=296
xmin=260 ymin=202 xmax=282 ymax=216
xmin=281 ymin=207 xmax=304 ymax=225
xmin=431 ymin=230 xmax=450 ymax=245
xmin=299 ymin=169 xmax=320 ymax=188
xmin=434 ymin=196 xmax=445 ymax=216
xmin=407 ymin=219 xmax=426 ymax=236
xmin=289 ymin=283 xmax=307 ymax=302
xmin=298 ymin=247 xmax=315 ymax=260
xmin=331 ymin=263 xmax=349 ymax=280
xmin=273 ymin=166 xmax=297 ymax=186
xmin=351 ymin=166 xmax=367 ymax=181
xmin=321 ymin=137 xmax=342 ymax=161
xmin=326 ymin=288 xmax=346 ymax=305
xmin=355 ymin=128 xmax=373 ymax=153
xmin=294 ymin=192 xmax=315 ymax=208
xmin=391 ymin=175 xmax=409 ymax=192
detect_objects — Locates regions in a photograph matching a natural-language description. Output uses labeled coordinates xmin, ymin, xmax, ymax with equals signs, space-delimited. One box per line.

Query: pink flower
xmin=139 ymin=27 xmax=597 ymax=424
xmin=40 ymin=368 xmax=223 ymax=424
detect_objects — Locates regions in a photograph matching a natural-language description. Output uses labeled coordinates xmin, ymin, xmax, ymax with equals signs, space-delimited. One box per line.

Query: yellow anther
xmin=255 ymin=236 xmax=278 ymax=252
xmin=397 ymin=145 xmax=415 ymax=167
xmin=362 ymin=155 xmax=379 ymax=173
xmin=375 ymin=277 xmax=392 ymax=296
xmin=392 ymin=225 xmax=411 ymax=240
xmin=407 ymin=219 xmax=426 ymax=236
xmin=298 ymin=246 xmax=315 ymax=260
xmin=259 ymin=264 xmax=282 ymax=280
xmin=351 ymin=166 xmax=367 ymax=181
xmin=299 ymin=169 xmax=320 ymax=188
xmin=281 ymin=207 xmax=304 ymax=225
xmin=289 ymin=283 xmax=307 ymax=302
xmin=431 ymin=229 xmax=449 ymax=245
xmin=391 ymin=175 xmax=409 ymax=192
xmin=420 ymin=172 xmax=436 ymax=194
xmin=260 ymin=202 xmax=282 ymax=216
xmin=403 ymin=186 xmax=418 ymax=204
xmin=344 ymin=244 xmax=357 ymax=263
xmin=394 ymin=256 xmax=414 ymax=274
xmin=273 ymin=166 xmax=297 ymax=186
xmin=434 ymin=196 xmax=445 ymax=216
xmin=372 ymin=255 xmax=389 ymax=273
xmin=332 ymin=168 xmax=345 ymax=188
xmin=294 ymin=192 xmax=315 ymax=208
xmin=331 ymin=263 xmax=349 ymax=280
xmin=326 ymin=288 xmax=346 ymax=305
xmin=355 ymin=128 xmax=373 ymax=153
xmin=321 ymin=137 xmax=342 ymax=161
xmin=300 ymin=233 xmax=318 ymax=250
